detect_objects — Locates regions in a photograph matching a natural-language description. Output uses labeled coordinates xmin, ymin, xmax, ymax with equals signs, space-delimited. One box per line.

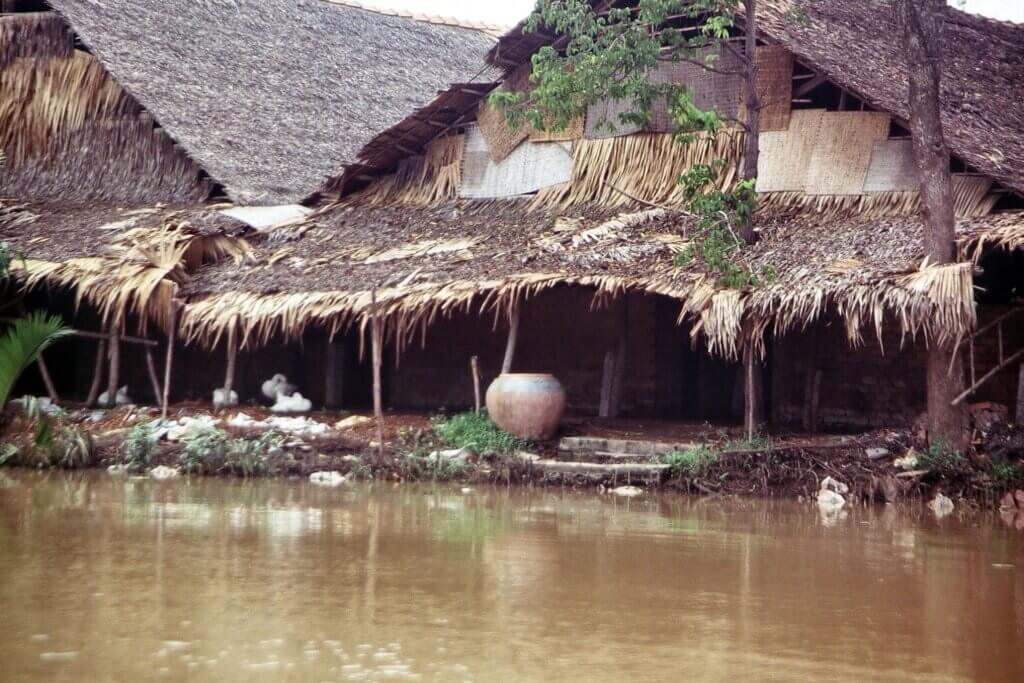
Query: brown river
xmin=0 ymin=471 xmax=1021 ymax=682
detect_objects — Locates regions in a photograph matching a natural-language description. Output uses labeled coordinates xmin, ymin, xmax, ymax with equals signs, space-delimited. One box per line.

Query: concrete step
xmin=593 ymin=451 xmax=663 ymax=463
xmin=534 ymin=459 xmax=669 ymax=484
xmin=559 ymin=436 xmax=695 ymax=457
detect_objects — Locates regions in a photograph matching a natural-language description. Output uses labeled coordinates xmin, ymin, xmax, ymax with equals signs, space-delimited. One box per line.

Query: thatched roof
xmin=44 ymin=0 xmax=497 ymax=205
xmin=175 ymin=197 xmax=1024 ymax=355
xmin=485 ymin=0 xmax=1024 ymax=195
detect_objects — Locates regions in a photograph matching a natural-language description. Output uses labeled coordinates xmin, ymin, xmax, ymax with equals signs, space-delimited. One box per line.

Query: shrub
xmin=989 ymin=459 xmax=1022 ymax=487
xmin=223 ymin=431 xmax=285 ymax=478
xmin=665 ymin=446 xmax=720 ymax=477
xmin=918 ymin=440 xmax=965 ymax=473
xmin=432 ymin=411 xmax=526 ymax=454
xmin=179 ymin=425 xmax=229 ymax=474
xmin=123 ymin=421 xmax=158 ymax=472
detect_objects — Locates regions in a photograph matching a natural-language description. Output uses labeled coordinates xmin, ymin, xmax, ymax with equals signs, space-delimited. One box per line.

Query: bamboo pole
xmin=599 ymin=351 xmax=615 ymax=418
xmin=223 ymin=320 xmax=237 ymax=399
xmin=608 ymin=298 xmax=628 ymax=419
xmin=371 ymin=287 xmax=385 ymax=465
xmin=743 ymin=345 xmax=757 ymax=440
xmin=145 ymin=347 xmax=163 ymax=405
xmin=86 ymin=337 xmax=107 ymax=407
xmin=161 ymin=302 xmax=180 ymax=421
xmin=471 ymin=356 xmax=481 ymax=414
xmin=501 ymin=302 xmax=521 ymax=374
xmin=105 ymin=324 xmax=121 ymax=407
xmin=36 ymin=353 xmax=59 ymax=403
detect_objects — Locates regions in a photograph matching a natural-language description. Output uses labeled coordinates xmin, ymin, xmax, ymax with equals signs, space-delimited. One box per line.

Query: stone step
xmin=559 ymin=436 xmax=695 ymax=457
xmin=534 ymin=459 xmax=669 ymax=484
xmin=593 ymin=451 xmax=663 ymax=463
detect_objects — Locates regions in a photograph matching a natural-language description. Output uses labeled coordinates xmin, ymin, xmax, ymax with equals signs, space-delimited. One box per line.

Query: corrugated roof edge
xmin=321 ymin=0 xmax=508 ymax=37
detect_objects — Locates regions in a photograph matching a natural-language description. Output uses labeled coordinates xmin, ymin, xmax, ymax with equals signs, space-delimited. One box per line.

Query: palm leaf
xmin=0 ymin=312 xmax=70 ymax=411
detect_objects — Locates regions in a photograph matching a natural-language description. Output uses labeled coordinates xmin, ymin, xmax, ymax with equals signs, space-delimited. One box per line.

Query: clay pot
xmin=485 ymin=373 xmax=566 ymax=440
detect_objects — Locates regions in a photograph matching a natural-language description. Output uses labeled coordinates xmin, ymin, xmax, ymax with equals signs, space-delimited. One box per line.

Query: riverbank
xmin=1 ymin=400 xmax=1022 ymax=517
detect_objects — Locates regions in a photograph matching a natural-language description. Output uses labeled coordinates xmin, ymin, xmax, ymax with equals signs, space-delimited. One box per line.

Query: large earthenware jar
xmin=486 ymin=373 xmax=566 ymax=440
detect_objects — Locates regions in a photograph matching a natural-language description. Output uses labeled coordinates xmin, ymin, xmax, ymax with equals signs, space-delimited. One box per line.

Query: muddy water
xmin=0 ymin=473 xmax=1021 ymax=682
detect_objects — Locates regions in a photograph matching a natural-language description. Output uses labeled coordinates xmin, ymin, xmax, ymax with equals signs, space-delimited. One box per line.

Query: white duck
xmin=98 ymin=385 xmax=132 ymax=407
xmin=213 ymin=388 xmax=239 ymax=409
xmin=816 ymin=476 xmax=849 ymax=512
xmin=261 ymin=374 xmax=298 ymax=401
xmin=271 ymin=390 xmax=312 ymax=414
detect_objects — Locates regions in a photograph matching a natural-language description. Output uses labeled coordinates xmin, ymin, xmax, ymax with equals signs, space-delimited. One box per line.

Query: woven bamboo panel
xmin=753 ymin=45 xmax=792 ymax=131
xmin=529 ymin=114 xmax=585 ymax=142
xmin=805 ymin=111 xmax=891 ymax=195
xmin=863 ymin=139 xmax=918 ymax=192
xmin=586 ymin=47 xmax=743 ymax=139
xmin=476 ymin=64 xmax=533 ymax=162
xmin=953 ymin=175 xmax=997 ymax=217
xmin=755 ymin=109 xmax=826 ymax=193
xmin=460 ymin=125 xmax=572 ymax=199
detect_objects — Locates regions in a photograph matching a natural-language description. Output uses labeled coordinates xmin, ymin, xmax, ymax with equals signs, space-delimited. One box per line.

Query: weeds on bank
xmin=918 ymin=440 xmax=966 ymax=473
xmin=123 ymin=420 xmax=158 ymax=472
xmin=431 ymin=411 xmax=527 ymax=455
xmin=178 ymin=424 xmax=285 ymax=477
xmin=665 ymin=445 xmax=721 ymax=477
xmin=723 ymin=433 xmax=772 ymax=452
xmin=0 ymin=397 xmax=94 ymax=469
xmin=989 ymin=459 xmax=1023 ymax=487
xmin=395 ymin=426 xmax=472 ymax=482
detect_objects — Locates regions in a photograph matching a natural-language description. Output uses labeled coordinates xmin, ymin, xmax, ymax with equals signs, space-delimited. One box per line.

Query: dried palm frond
xmin=345 ymin=135 xmax=464 ymax=206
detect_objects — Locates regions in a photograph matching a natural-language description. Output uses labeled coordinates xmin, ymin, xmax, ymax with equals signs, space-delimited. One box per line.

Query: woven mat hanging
xmin=863 ymin=139 xmax=918 ymax=192
xmin=476 ymin=64 xmax=533 ymax=162
xmin=756 ymin=108 xmax=826 ymax=193
xmin=805 ymin=111 xmax=891 ymax=195
xmin=585 ymin=47 xmax=744 ymax=139
xmin=752 ymin=45 xmax=792 ymax=131
xmin=529 ymin=114 xmax=585 ymax=142
xmin=461 ymin=125 xmax=573 ymax=199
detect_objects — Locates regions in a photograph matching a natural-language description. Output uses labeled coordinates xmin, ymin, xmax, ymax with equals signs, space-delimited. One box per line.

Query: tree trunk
xmin=739 ymin=0 xmax=760 ymax=244
xmin=896 ymin=0 xmax=968 ymax=447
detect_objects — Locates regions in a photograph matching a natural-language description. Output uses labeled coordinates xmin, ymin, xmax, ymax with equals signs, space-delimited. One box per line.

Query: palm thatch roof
xmin=174 ymin=196 xmax=1024 ymax=356
xmin=43 ymin=0 xmax=498 ymax=205
xmin=486 ymin=0 xmax=1024 ymax=195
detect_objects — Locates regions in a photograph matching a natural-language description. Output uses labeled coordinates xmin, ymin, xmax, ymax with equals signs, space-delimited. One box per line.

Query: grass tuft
xmin=665 ymin=445 xmax=720 ymax=477
xmin=432 ymin=411 xmax=527 ymax=455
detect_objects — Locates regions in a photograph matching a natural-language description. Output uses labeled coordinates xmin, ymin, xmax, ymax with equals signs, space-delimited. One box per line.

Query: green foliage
xmin=432 ymin=411 xmax=527 ymax=455
xmin=989 ymin=459 xmax=1022 ymax=487
xmin=918 ymin=439 xmax=965 ymax=473
xmin=179 ymin=426 xmax=286 ymax=477
xmin=0 ymin=442 xmax=16 ymax=466
xmin=123 ymin=421 xmax=158 ymax=472
xmin=723 ymin=433 xmax=772 ymax=452
xmin=0 ymin=312 xmax=69 ymax=412
xmin=490 ymin=0 xmax=767 ymax=289
xmin=665 ymin=445 xmax=721 ymax=477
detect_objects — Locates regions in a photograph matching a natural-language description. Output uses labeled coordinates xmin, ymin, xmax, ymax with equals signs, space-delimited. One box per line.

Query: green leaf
xmin=0 ymin=312 xmax=70 ymax=411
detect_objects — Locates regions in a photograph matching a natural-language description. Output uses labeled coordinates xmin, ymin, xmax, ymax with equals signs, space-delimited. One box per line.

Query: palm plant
xmin=0 ymin=312 xmax=70 ymax=412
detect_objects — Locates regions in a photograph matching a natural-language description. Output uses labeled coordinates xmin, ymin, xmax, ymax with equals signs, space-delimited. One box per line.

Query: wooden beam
xmin=371 ymin=287 xmax=385 ymax=465
xmin=36 ymin=353 xmax=58 ymax=403
xmin=223 ymin=321 xmax=238 ymax=399
xmin=86 ymin=337 xmax=107 ymax=407
xmin=501 ymin=303 xmax=521 ymax=375
xmin=794 ymin=72 xmax=828 ymax=97
xmin=0 ymin=318 xmax=158 ymax=347
xmin=161 ymin=303 xmax=179 ymax=421
xmin=104 ymin=325 xmax=121 ymax=407
xmin=471 ymin=356 xmax=482 ymax=415
xmin=145 ymin=347 xmax=163 ymax=405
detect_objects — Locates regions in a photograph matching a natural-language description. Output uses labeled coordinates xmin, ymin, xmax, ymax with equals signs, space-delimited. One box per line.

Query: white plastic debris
xmin=894 ymin=449 xmax=920 ymax=470
xmin=612 ymin=486 xmax=644 ymax=497
xmin=106 ymin=464 xmax=129 ymax=476
xmin=149 ymin=466 xmax=181 ymax=480
xmin=226 ymin=413 xmax=329 ymax=436
xmin=928 ymin=492 xmax=955 ymax=518
xmin=309 ymin=471 xmax=348 ymax=487
xmin=165 ymin=415 xmax=221 ymax=442
xmin=335 ymin=415 xmax=373 ymax=430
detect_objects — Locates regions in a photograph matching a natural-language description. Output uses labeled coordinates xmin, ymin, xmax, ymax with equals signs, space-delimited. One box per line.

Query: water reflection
xmin=0 ymin=471 xmax=1020 ymax=681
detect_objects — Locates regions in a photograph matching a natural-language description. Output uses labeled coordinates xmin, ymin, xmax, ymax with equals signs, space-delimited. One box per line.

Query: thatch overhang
xmin=175 ymin=200 xmax=1024 ymax=357
xmin=0 ymin=200 xmax=253 ymax=332
xmin=485 ymin=0 xmax=1024 ymax=196
xmin=42 ymin=0 xmax=499 ymax=205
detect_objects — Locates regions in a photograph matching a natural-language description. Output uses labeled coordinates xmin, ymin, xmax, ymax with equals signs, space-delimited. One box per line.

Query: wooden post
xmin=608 ymin=298 xmax=628 ymax=419
xmin=371 ymin=288 xmax=385 ymax=465
xmin=86 ymin=338 xmax=107 ymax=407
xmin=105 ymin=324 xmax=121 ymax=407
xmin=501 ymin=302 xmax=521 ymax=374
xmin=1016 ymin=364 xmax=1024 ymax=426
xmin=36 ymin=353 xmax=59 ymax=403
xmin=471 ymin=355 xmax=481 ymax=414
xmin=599 ymin=350 xmax=616 ymax=417
xmin=743 ymin=344 xmax=759 ymax=440
xmin=145 ymin=347 xmax=163 ymax=405
xmin=223 ymin=321 xmax=238 ymax=399
xmin=161 ymin=303 xmax=179 ymax=421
